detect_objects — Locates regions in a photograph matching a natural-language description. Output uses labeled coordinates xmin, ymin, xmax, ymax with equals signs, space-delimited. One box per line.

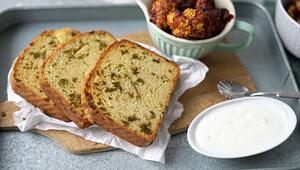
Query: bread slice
xmin=39 ymin=30 xmax=115 ymax=128
xmin=11 ymin=28 xmax=79 ymax=122
xmin=82 ymin=40 xmax=180 ymax=146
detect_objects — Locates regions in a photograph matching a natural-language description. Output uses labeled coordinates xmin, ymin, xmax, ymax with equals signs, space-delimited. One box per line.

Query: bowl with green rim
xmin=136 ymin=0 xmax=255 ymax=59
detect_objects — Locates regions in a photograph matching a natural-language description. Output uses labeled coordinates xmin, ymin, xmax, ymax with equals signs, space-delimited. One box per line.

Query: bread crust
xmin=82 ymin=40 xmax=180 ymax=146
xmin=11 ymin=29 xmax=79 ymax=122
xmin=39 ymin=30 xmax=115 ymax=129
xmin=39 ymin=74 xmax=92 ymax=128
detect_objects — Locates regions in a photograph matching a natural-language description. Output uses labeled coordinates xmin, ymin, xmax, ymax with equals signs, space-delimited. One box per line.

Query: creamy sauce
xmin=195 ymin=99 xmax=291 ymax=156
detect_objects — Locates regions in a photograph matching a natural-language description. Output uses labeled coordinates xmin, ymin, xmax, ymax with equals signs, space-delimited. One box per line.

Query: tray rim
xmin=239 ymin=1 xmax=299 ymax=93
xmin=0 ymin=1 xmax=299 ymax=169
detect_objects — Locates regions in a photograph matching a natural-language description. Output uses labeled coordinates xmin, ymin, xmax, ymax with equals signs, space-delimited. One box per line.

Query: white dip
xmin=195 ymin=98 xmax=292 ymax=156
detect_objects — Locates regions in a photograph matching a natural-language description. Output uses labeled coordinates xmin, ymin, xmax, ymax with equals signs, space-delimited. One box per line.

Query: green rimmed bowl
xmin=136 ymin=0 xmax=255 ymax=59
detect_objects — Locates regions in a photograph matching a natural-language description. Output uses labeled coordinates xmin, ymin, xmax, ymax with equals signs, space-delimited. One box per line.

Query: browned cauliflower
xmin=150 ymin=0 xmax=233 ymax=40
xmin=288 ymin=0 xmax=300 ymax=24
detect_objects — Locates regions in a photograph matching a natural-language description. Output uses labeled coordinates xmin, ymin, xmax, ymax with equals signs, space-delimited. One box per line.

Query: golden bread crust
xmin=39 ymin=30 xmax=115 ymax=128
xmin=82 ymin=40 xmax=180 ymax=146
xmin=11 ymin=29 xmax=79 ymax=122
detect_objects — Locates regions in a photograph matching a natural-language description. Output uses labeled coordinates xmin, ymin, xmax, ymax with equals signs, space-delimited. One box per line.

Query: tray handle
xmin=217 ymin=20 xmax=255 ymax=51
xmin=0 ymin=101 xmax=18 ymax=131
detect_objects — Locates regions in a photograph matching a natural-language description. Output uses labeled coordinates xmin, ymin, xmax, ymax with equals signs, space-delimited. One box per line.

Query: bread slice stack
xmin=11 ymin=28 xmax=79 ymax=122
xmin=82 ymin=40 xmax=180 ymax=146
xmin=12 ymin=28 xmax=180 ymax=147
xmin=39 ymin=31 xmax=115 ymax=128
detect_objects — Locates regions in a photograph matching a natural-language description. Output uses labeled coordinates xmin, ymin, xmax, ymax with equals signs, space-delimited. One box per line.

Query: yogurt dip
xmin=187 ymin=97 xmax=297 ymax=158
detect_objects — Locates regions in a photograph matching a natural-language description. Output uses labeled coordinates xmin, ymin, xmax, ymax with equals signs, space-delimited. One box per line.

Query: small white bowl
xmin=187 ymin=97 xmax=297 ymax=159
xmin=275 ymin=0 xmax=300 ymax=58
xmin=136 ymin=0 xmax=254 ymax=59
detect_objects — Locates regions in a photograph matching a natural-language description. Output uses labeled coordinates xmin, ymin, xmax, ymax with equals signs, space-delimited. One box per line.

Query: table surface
xmin=1 ymin=0 xmax=300 ymax=170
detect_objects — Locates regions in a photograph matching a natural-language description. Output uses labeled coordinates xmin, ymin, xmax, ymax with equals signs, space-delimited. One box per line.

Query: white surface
xmin=187 ymin=97 xmax=297 ymax=159
xmin=7 ymin=43 xmax=208 ymax=163
xmin=275 ymin=0 xmax=300 ymax=58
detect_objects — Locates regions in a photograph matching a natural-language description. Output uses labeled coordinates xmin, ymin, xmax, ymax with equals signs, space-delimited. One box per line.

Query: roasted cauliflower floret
xmin=150 ymin=0 xmax=176 ymax=30
xmin=167 ymin=8 xmax=232 ymax=39
xmin=288 ymin=0 xmax=300 ymax=23
xmin=150 ymin=0 xmax=233 ymax=40
xmin=167 ymin=8 xmax=205 ymax=39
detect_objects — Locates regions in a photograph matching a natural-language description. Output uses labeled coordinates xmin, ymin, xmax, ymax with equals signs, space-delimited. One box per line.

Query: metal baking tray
xmin=1 ymin=1 xmax=300 ymax=169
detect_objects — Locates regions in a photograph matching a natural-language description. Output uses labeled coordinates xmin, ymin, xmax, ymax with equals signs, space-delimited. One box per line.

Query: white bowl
xmin=275 ymin=0 xmax=300 ymax=58
xmin=136 ymin=0 xmax=254 ymax=59
xmin=187 ymin=97 xmax=297 ymax=159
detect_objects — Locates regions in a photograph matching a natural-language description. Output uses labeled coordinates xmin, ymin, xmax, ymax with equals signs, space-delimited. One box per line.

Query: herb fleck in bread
xmin=11 ymin=28 xmax=79 ymax=122
xmin=82 ymin=40 xmax=180 ymax=146
xmin=39 ymin=30 xmax=115 ymax=128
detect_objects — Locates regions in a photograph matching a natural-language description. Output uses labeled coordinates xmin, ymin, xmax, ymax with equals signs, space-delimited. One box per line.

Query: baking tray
xmin=1 ymin=1 xmax=300 ymax=169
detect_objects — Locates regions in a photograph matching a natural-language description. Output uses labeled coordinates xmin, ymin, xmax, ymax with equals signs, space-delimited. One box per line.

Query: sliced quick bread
xmin=39 ymin=30 xmax=115 ymax=128
xmin=82 ymin=40 xmax=180 ymax=146
xmin=11 ymin=28 xmax=79 ymax=122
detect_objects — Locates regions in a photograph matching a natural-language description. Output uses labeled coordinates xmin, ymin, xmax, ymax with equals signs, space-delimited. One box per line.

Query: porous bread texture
xmin=40 ymin=30 xmax=116 ymax=128
xmin=83 ymin=40 xmax=180 ymax=146
xmin=11 ymin=28 xmax=79 ymax=122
